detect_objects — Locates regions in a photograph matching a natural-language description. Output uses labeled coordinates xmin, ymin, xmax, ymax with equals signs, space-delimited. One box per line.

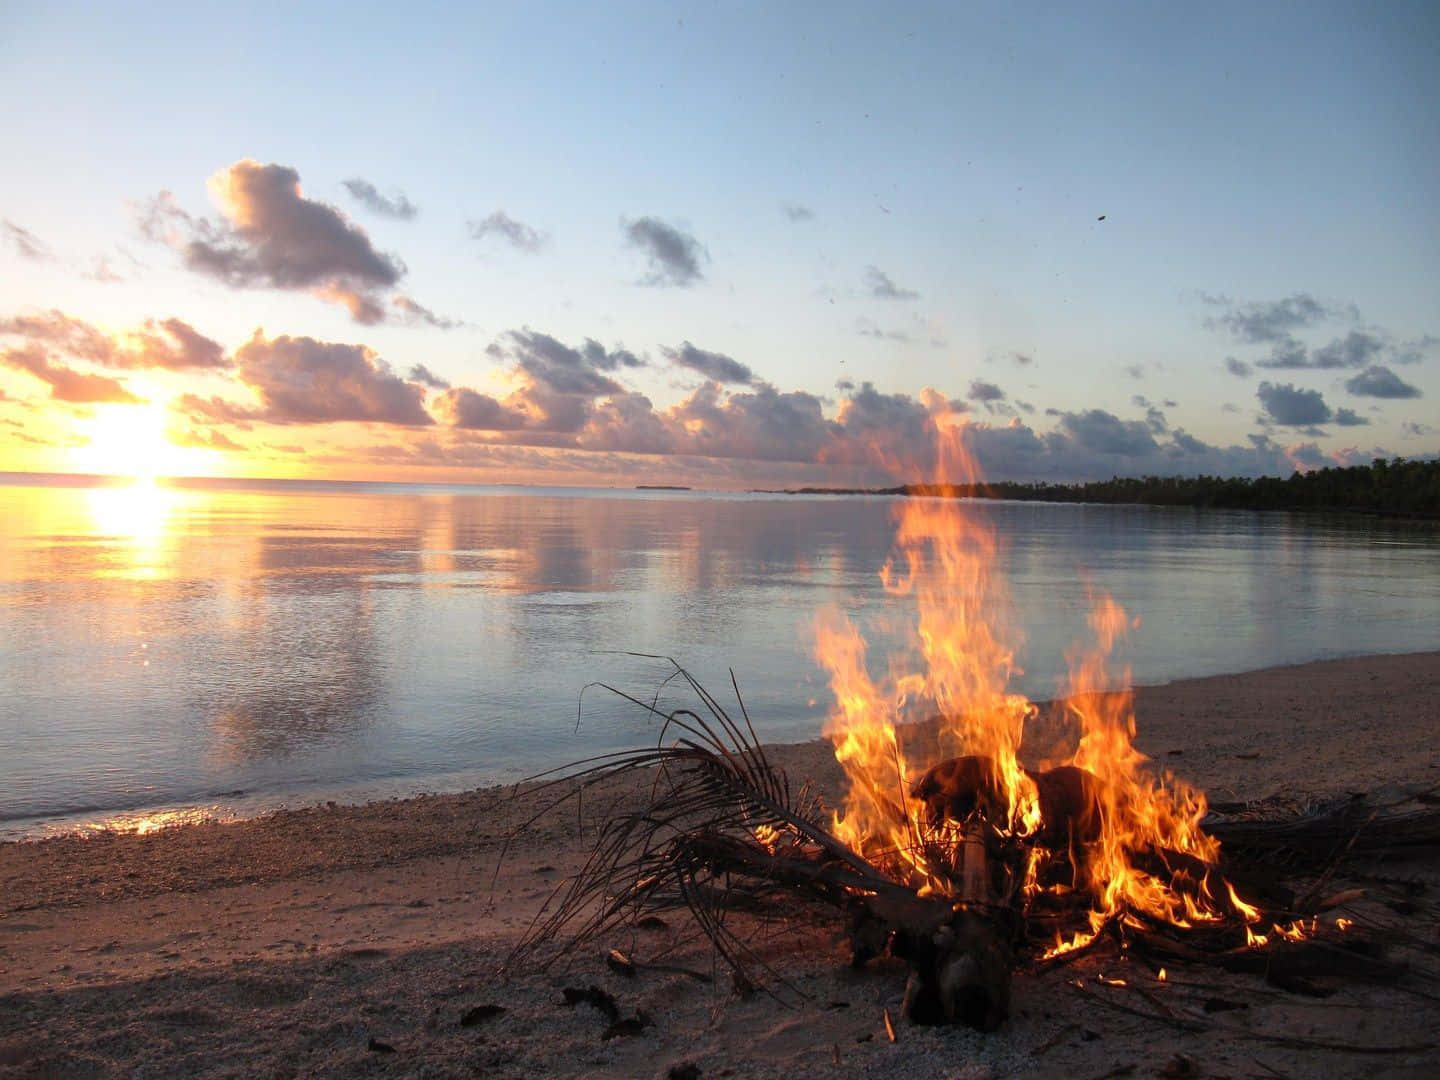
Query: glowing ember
xmin=814 ymin=409 xmax=1230 ymax=953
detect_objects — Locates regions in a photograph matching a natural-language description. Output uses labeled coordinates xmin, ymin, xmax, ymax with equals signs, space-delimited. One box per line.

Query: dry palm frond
xmin=501 ymin=657 xmax=901 ymax=986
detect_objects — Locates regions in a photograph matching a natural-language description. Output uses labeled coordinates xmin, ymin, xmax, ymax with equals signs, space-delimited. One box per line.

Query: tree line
xmin=784 ymin=458 xmax=1440 ymax=517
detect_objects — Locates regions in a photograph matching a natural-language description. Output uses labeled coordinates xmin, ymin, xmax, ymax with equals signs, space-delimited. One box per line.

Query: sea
xmin=2 ymin=474 xmax=1438 ymax=838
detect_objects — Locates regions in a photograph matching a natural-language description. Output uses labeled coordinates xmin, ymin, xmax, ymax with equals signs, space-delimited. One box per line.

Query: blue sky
xmin=1 ymin=1 xmax=1436 ymax=486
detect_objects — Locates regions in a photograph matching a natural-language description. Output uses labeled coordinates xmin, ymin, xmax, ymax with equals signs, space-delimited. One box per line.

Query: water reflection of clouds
xmin=200 ymin=587 xmax=386 ymax=765
xmin=196 ymin=518 xmax=400 ymax=764
xmin=10 ymin=481 xmax=1434 ymax=827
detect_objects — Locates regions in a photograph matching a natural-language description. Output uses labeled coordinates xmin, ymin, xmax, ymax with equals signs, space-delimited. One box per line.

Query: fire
xmin=814 ymin=408 xmax=1230 ymax=954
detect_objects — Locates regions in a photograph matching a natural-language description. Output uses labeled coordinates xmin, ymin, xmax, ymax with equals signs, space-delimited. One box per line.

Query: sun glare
xmin=68 ymin=399 xmax=220 ymax=480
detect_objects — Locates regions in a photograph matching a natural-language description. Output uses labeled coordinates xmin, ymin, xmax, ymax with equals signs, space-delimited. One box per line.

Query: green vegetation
xmin=783 ymin=458 xmax=1440 ymax=517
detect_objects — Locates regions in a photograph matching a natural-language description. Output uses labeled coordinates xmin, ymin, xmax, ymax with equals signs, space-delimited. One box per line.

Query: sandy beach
xmin=2 ymin=652 xmax=1438 ymax=1078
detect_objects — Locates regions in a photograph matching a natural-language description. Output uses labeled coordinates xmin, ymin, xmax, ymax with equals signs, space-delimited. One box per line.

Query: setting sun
xmin=67 ymin=399 xmax=220 ymax=480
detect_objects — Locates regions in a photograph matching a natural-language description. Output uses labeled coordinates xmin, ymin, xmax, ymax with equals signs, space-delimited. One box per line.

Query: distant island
xmin=636 ymin=484 xmax=692 ymax=491
xmin=763 ymin=458 xmax=1440 ymax=519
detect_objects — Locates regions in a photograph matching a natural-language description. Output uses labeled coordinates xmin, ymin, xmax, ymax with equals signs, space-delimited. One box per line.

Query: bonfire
xmin=506 ymin=410 xmax=1440 ymax=1033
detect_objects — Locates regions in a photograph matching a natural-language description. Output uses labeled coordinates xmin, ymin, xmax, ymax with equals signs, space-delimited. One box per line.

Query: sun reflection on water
xmin=57 ymin=806 xmax=235 ymax=838
xmin=82 ymin=480 xmax=182 ymax=578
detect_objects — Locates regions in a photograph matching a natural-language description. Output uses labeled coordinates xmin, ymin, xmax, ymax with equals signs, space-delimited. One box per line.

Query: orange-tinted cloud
xmin=0 ymin=344 xmax=144 ymax=404
xmin=0 ymin=310 xmax=229 ymax=371
xmin=178 ymin=331 xmax=433 ymax=426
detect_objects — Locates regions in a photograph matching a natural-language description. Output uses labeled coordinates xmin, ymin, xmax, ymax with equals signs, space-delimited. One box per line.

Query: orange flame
xmin=814 ymin=408 xmax=1229 ymax=949
xmin=816 ymin=410 xmax=1039 ymax=894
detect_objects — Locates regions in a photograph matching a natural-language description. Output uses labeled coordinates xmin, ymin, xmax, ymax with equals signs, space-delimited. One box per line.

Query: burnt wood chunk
xmin=909 ymin=756 xmax=1105 ymax=849
xmin=1030 ymin=765 xmax=1104 ymax=848
xmin=910 ymin=755 xmax=1008 ymax=827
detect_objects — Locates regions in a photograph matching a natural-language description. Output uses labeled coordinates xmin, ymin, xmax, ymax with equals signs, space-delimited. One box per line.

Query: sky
xmin=1 ymin=1 xmax=1437 ymax=488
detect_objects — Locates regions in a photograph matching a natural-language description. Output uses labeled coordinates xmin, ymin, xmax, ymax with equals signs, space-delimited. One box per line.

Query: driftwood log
xmin=680 ymin=831 xmax=1014 ymax=1028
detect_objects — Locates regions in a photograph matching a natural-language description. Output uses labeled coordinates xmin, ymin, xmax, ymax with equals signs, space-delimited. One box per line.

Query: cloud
xmin=0 ymin=310 xmax=229 ymax=371
xmin=391 ymin=296 xmax=459 ymax=329
xmin=0 ymin=344 xmax=144 ymax=403
xmin=1010 ymin=351 xmax=1034 ymax=366
xmin=407 ymin=363 xmax=450 ymax=391
xmin=662 ymin=341 xmax=753 ymax=384
xmin=342 ymin=178 xmax=418 ymax=220
xmin=433 ymin=387 xmax=529 ymax=431
xmin=1207 ymin=293 xmax=1339 ymax=345
xmin=1252 ymin=328 xmax=1392 ymax=371
xmin=856 ymin=318 xmax=912 ymax=343
xmin=313 ymin=282 xmax=386 ymax=324
xmin=1056 ymin=409 xmax=1159 ymax=456
xmin=821 ymin=383 xmax=953 ymax=469
xmin=1254 ymin=336 xmax=1309 ymax=369
xmin=576 ymin=391 xmax=678 ymax=456
xmin=1389 ymin=335 xmax=1438 ymax=366
xmin=1283 ymin=441 xmax=1332 ymax=472
xmin=967 ymin=379 xmax=1005 ymax=403
xmin=168 ymin=425 xmax=244 ymax=451
xmin=143 ymin=317 xmax=228 ymax=370
xmin=1132 ymin=396 xmax=1169 ymax=433
xmin=85 ymin=255 xmax=126 ymax=284
xmin=505 ymin=329 xmax=637 ymax=395
xmin=1206 ymin=294 xmax=1434 ymax=378
xmin=175 ymin=394 xmax=256 ymax=427
xmin=429 ymin=347 xmax=907 ymax=468
xmin=247 ymin=317 xmax=1415 ymax=485
xmin=2 ymin=220 xmax=49 ymax=260
xmin=780 ymin=202 xmax=814 ymax=222
xmin=433 ymin=330 xmax=648 ymax=438
xmin=670 ymin=381 xmax=832 ymax=463
xmin=864 ymin=265 xmax=919 ymax=300
xmin=623 ymin=217 xmax=706 ymax=286
xmin=1256 ymin=381 xmax=1333 ymax=426
xmin=194 ymin=331 xmax=434 ymax=425
xmin=1345 ymin=365 xmax=1421 ymax=399
xmin=1402 ymin=421 xmax=1432 ymax=438
xmin=468 ymin=211 xmax=548 ymax=253
xmin=143 ymin=160 xmax=409 ymax=322
xmin=1310 ymin=330 xmax=1386 ymax=369
xmin=1333 ymin=408 xmax=1369 ymax=427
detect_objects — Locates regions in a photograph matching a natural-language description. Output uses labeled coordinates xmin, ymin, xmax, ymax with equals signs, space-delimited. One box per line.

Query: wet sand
xmin=2 ymin=652 xmax=1438 ymax=1078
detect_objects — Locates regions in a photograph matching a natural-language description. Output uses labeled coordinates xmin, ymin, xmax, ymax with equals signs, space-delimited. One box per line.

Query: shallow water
xmin=2 ymin=476 xmax=1437 ymax=834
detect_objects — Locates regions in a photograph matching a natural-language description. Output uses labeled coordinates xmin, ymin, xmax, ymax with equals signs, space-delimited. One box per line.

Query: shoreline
xmin=2 ymin=651 xmax=1438 ymax=1077
xmin=6 ymin=647 xmax=1438 ymax=845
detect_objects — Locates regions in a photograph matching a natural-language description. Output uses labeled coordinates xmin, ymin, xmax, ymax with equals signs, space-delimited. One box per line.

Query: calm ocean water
xmin=2 ymin=476 xmax=1438 ymax=836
